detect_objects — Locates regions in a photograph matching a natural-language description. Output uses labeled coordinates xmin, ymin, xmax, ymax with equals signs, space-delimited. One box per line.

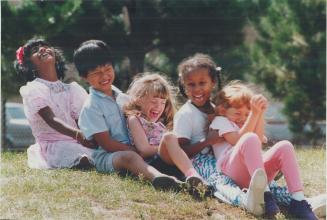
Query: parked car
xmin=265 ymin=102 xmax=326 ymax=143
xmin=265 ymin=103 xmax=293 ymax=141
xmin=4 ymin=102 xmax=35 ymax=150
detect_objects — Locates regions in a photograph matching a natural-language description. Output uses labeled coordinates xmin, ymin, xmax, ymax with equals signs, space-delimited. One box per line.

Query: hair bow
xmin=16 ymin=46 xmax=24 ymax=65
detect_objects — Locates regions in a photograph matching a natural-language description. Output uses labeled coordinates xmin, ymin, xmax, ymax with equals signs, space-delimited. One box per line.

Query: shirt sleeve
xmin=19 ymin=82 xmax=50 ymax=115
xmin=209 ymin=116 xmax=238 ymax=136
xmin=78 ymin=100 xmax=109 ymax=140
xmin=69 ymin=82 xmax=88 ymax=120
xmin=173 ymin=110 xmax=193 ymax=139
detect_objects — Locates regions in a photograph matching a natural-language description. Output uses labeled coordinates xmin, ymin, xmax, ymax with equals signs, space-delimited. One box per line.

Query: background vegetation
xmin=1 ymin=0 xmax=325 ymax=142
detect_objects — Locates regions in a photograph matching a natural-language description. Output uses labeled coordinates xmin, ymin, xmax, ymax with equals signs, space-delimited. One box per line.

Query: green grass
xmin=1 ymin=148 xmax=325 ymax=219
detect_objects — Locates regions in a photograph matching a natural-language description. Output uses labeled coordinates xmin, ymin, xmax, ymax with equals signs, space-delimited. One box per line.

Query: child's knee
xmin=115 ymin=151 xmax=141 ymax=168
xmin=161 ymin=132 xmax=177 ymax=150
xmin=241 ymin=132 xmax=261 ymax=147
xmin=276 ymin=140 xmax=295 ymax=154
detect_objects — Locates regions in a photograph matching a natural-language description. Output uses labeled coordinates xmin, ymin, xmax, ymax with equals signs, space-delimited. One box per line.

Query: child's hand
xmin=207 ymin=129 xmax=224 ymax=145
xmin=251 ymin=95 xmax=268 ymax=114
xmin=81 ymin=139 xmax=98 ymax=149
xmin=76 ymin=131 xmax=97 ymax=149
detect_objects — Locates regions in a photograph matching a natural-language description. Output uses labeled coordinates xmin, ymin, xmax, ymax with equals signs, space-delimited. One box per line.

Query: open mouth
xmin=193 ymin=94 xmax=205 ymax=102
xmin=39 ymin=52 xmax=52 ymax=60
xmin=100 ymin=80 xmax=111 ymax=86
xmin=149 ymin=111 xmax=160 ymax=121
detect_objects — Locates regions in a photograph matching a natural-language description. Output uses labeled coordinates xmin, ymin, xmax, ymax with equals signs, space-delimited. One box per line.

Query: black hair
xmin=177 ymin=53 xmax=223 ymax=98
xmin=73 ymin=40 xmax=113 ymax=77
xmin=14 ymin=38 xmax=66 ymax=82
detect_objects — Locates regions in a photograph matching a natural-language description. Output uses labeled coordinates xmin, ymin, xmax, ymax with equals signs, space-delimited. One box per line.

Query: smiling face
xmin=29 ymin=45 xmax=56 ymax=69
xmin=139 ymin=95 xmax=167 ymax=122
xmin=220 ymin=105 xmax=250 ymax=128
xmin=183 ymin=68 xmax=215 ymax=107
xmin=85 ymin=64 xmax=115 ymax=96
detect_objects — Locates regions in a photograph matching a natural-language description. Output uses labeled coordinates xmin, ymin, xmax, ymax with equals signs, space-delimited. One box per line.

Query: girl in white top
xmin=210 ymin=81 xmax=318 ymax=219
xmin=173 ymin=53 xmax=267 ymax=215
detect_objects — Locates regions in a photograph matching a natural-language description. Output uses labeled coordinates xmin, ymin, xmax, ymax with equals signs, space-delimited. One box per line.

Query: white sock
xmin=292 ymin=191 xmax=305 ymax=201
xmin=264 ymin=185 xmax=270 ymax=192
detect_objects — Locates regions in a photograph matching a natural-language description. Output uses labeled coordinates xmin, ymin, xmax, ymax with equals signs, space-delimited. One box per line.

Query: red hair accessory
xmin=16 ymin=46 xmax=24 ymax=65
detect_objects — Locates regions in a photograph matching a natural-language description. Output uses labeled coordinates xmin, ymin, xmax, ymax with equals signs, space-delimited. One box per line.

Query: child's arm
xmin=178 ymin=131 xmax=222 ymax=158
xmin=127 ymin=116 xmax=158 ymax=158
xmin=223 ymin=95 xmax=268 ymax=145
xmin=38 ymin=107 xmax=96 ymax=148
xmin=93 ymin=131 xmax=132 ymax=152
xmin=253 ymin=95 xmax=268 ymax=143
xmin=222 ymin=111 xmax=260 ymax=145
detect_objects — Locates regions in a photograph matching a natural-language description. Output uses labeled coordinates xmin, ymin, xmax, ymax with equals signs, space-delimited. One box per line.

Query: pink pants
xmin=221 ymin=132 xmax=303 ymax=193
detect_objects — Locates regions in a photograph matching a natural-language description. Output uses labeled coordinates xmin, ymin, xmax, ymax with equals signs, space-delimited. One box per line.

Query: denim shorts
xmin=92 ymin=148 xmax=119 ymax=173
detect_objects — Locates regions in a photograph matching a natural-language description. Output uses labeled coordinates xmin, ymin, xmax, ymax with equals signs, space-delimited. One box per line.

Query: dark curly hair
xmin=14 ymin=38 xmax=66 ymax=82
xmin=177 ymin=53 xmax=222 ymax=98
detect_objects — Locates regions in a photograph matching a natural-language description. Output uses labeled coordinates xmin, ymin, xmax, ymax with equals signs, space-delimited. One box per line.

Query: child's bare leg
xmin=113 ymin=151 xmax=183 ymax=191
xmin=159 ymin=132 xmax=198 ymax=177
xmin=112 ymin=151 xmax=161 ymax=181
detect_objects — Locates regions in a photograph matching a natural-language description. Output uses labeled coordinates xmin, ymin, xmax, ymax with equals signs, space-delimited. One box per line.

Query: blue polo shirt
xmin=79 ymin=86 xmax=131 ymax=147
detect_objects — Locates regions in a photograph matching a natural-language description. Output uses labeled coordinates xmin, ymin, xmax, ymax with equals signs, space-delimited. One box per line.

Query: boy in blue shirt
xmin=74 ymin=40 xmax=181 ymax=190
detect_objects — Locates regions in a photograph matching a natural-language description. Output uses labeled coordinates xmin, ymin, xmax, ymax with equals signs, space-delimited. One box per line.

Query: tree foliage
xmin=1 ymin=0 xmax=325 ymax=141
xmin=247 ymin=0 xmax=325 ymax=141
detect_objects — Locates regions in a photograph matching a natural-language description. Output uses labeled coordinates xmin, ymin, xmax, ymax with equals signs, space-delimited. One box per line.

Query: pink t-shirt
xmin=20 ymin=78 xmax=87 ymax=143
xmin=20 ymin=78 xmax=94 ymax=169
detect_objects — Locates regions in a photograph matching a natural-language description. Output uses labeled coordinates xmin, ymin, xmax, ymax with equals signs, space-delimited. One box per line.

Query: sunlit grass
xmin=1 ymin=147 xmax=325 ymax=219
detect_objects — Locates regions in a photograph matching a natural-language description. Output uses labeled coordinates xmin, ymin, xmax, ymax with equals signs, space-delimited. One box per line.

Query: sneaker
xmin=243 ymin=168 xmax=267 ymax=216
xmin=152 ymin=175 xmax=184 ymax=192
xmin=289 ymin=199 xmax=319 ymax=220
xmin=186 ymin=175 xmax=209 ymax=199
xmin=186 ymin=175 xmax=204 ymax=188
xmin=307 ymin=194 xmax=326 ymax=218
xmin=264 ymin=191 xmax=280 ymax=218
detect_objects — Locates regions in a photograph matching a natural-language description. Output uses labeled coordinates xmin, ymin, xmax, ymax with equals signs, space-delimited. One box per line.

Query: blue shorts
xmin=92 ymin=148 xmax=119 ymax=173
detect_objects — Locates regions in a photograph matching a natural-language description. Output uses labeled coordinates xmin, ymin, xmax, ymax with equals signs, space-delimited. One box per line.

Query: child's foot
xmin=264 ymin=191 xmax=280 ymax=218
xmin=288 ymin=199 xmax=319 ymax=220
xmin=243 ymin=168 xmax=267 ymax=216
xmin=186 ymin=175 xmax=204 ymax=188
xmin=186 ymin=175 xmax=210 ymax=199
xmin=152 ymin=175 xmax=184 ymax=192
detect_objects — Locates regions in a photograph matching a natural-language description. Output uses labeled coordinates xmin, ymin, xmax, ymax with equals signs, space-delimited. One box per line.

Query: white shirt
xmin=210 ymin=116 xmax=239 ymax=170
xmin=173 ymin=101 xmax=210 ymax=154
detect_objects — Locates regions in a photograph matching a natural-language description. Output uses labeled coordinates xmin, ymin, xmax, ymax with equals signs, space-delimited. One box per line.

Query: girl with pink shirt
xmin=210 ymin=81 xmax=318 ymax=219
xmin=124 ymin=73 xmax=207 ymax=192
xmin=15 ymin=38 xmax=96 ymax=169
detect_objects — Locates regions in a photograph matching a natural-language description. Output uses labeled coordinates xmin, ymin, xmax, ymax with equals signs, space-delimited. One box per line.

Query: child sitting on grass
xmin=210 ymin=80 xmax=318 ymax=219
xmin=16 ymin=38 xmax=96 ymax=169
xmin=74 ymin=40 xmax=182 ymax=190
xmin=124 ymin=73 xmax=206 ymax=192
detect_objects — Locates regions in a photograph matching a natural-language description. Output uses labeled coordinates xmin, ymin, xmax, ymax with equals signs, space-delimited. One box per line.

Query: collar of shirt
xmin=89 ymin=85 xmax=122 ymax=100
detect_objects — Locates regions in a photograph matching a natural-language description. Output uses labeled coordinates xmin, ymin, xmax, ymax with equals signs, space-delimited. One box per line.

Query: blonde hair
xmin=124 ymin=73 xmax=176 ymax=130
xmin=215 ymin=80 xmax=254 ymax=111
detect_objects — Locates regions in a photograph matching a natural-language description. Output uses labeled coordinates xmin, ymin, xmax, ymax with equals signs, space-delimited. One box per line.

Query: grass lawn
xmin=1 ymin=147 xmax=325 ymax=219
